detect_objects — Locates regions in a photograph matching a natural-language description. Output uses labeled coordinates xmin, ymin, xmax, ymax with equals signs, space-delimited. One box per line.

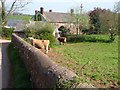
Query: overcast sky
xmin=6 ymin=0 xmax=120 ymax=15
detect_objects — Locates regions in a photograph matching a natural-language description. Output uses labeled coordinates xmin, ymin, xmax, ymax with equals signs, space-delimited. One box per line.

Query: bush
xmin=24 ymin=22 xmax=43 ymax=38
xmin=1 ymin=27 xmax=14 ymax=39
xmin=24 ymin=27 xmax=35 ymax=37
xmin=24 ymin=22 xmax=57 ymax=47
xmin=67 ymin=35 xmax=111 ymax=43
xmin=58 ymin=26 xmax=70 ymax=37
xmin=34 ymin=24 xmax=57 ymax=47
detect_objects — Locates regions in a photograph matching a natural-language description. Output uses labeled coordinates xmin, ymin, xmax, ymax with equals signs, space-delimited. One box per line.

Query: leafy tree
xmin=89 ymin=8 xmax=101 ymax=34
xmin=89 ymin=7 xmax=118 ymax=41
xmin=99 ymin=9 xmax=117 ymax=34
xmin=114 ymin=1 xmax=120 ymax=13
xmin=116 ymin=1 xmax=120 ymax=36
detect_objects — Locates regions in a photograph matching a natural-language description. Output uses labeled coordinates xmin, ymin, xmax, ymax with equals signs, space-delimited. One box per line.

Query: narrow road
xmin=0 ymin=41 xmax=2 ymax=89
xmin=0 ymin=39 xmax=12 ymax=89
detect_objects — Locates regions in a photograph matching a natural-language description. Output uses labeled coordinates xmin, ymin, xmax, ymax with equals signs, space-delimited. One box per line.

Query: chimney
xmin=49 ymin=10 xmax=52 ymax=12
xmin=35 ymin=10 xmax=38 ymax=15
xmin=70 ymin=9 xmax=74 ymax=16
xmin=40 ymin=7 xmax=44 ymax=15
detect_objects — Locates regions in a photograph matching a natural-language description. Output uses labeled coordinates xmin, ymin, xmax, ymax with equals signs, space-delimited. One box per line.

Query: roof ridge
xmin=44 ymin=11 xmax=70 ymax=14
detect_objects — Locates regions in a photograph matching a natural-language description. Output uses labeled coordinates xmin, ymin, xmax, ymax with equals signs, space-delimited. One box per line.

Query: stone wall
xmin=11 ymin=33 xmax=78 ymax=88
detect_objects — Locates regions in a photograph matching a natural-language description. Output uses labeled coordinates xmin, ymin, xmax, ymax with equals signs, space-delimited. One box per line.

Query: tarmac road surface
xmin=0 ymin=39 xmax=12 ymax=89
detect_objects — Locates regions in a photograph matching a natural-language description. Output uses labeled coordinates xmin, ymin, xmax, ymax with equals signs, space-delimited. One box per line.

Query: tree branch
xmin=7 ymin=0 xmax=17 ymax=16
xmin=6 ymin=0 xmax=31 ymax=16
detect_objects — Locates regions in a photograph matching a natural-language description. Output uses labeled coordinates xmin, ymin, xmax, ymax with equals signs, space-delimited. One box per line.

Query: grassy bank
xmin=8 ymin=15 xmax=32 ymax=22
xmin=48 ymin=35 xmax=119 ymax=88
xmin=8 ymin=43 xmax=32 ymax=88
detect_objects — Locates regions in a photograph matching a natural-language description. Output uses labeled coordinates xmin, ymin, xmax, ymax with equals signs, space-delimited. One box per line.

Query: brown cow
xmin=57 ymin=37 xmax=66 ymax=45
xmin=29 ymin=37 xmax=50 ymax=54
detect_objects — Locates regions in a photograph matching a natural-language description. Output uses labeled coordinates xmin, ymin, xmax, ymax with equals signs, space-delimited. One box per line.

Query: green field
xmin=48 ymin=35 xmax=119 ymax=88
xmin=8 ymin=15 xmax=32 ymax=22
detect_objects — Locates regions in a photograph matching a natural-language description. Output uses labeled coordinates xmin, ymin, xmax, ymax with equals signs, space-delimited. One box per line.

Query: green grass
xmin=50 ymin=35 xmax=119 ymax=88
xmin=8 ymin=43 xmax=32 ymax=88
xmin=8 ymin=15 xmax=32 ymax=22
xmin=1 ymin=27 xmax=14 ymax=39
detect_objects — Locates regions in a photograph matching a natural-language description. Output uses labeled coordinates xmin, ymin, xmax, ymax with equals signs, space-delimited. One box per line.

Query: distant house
xmin=12 ymin=12 xmax=23 ymax=15
xmin=6 ymin=19 xmax=26 ymax=37
xmin=7 ymin=19 xmax=25 ymax=28
xmin=31 ymin=7 xmax=77 ymax=35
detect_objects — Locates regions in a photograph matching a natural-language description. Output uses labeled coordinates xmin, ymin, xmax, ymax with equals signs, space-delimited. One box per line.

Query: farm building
xmin=31 ymin=7 xmax=81 ymax=35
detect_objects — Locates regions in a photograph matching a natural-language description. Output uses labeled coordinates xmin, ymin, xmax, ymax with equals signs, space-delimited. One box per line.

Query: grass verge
xmin=8 ymin=43 xmax=32 ymax=88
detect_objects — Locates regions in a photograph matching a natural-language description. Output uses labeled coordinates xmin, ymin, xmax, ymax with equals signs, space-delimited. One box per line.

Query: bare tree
xmin=114 ymin=1 xmax=120 ymax=13
xmin=0 ymin=0 xmax=31 ymax=26
xmin=69 ymin=6 xmax=90 ymax=35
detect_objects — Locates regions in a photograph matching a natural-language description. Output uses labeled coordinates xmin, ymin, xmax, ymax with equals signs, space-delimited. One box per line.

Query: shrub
xmin=1 ymin=27 xmax=14 ymax=39
xmin=67 ymin=35 xmax=111 ymax=43
xmin=24 ymin=22 xmax=57 ymax=47
xmin=58 ymin=26 xmax=70 ymax=37
xmin=24 ymin=27 xmax=35 ymax=37
xmin=24 ymin=22 xmax=43 ymax=38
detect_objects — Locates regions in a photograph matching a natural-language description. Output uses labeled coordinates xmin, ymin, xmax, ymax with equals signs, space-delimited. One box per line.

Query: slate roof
xmin=44 ymin=12 xmax=72 ymax=23
xmin=7 ymin=19 xmax=25 ymax=27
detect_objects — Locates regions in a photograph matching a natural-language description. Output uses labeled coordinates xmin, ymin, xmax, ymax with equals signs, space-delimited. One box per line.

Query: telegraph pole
xmin=79 ymin=4 xmax=83 ymax=34
xmin=80 ymin=4 xmax=83 ymax=14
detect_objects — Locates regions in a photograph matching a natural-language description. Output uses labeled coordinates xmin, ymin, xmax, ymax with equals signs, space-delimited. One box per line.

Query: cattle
xmin=28 ymin=37 xmax=50 ymax=54
xmin=57 ymin=37 xmax=67 ymax=45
